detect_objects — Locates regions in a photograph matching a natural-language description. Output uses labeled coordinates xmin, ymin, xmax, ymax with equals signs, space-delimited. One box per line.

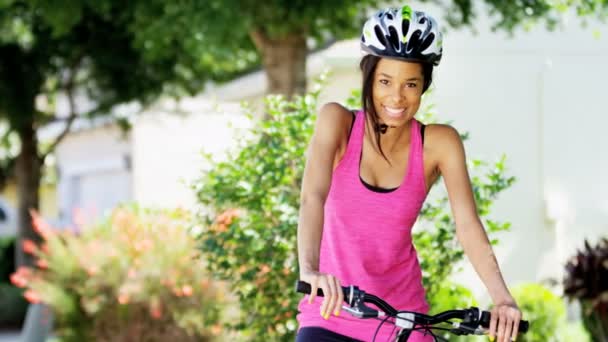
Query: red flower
xmin=215 ymin=223 xmax=227 ymax=233
xmin=10 ymin=267 xmax=32 ymax=288
xmin=40 ymin=243 xmax=50 ymax=254
xmin=29 ymin=210 xmax=55 ymax=240
xmin=127 ymin=268 xmax=138 ymax=279
xmin=118 ymin=293 xmax=129 ymax=305
xmin=172 ymin=287 xmax=183 ymax=297
xmin=22 ymin=239 xmax=38 ymax=255
xmin=149 ymin=300 xmax=162 ymax=319
xmin=86 ymin=266 xmax=99 ymax=276
xmin=259 ymin=264 xmax=271 ymax=275
xmin=24 ymin=290 xmax=41 ymax=304
xmin=36 ymin=259 xmax=48 ymax=269
xmin=182 ymin=285 xmax=193 ymax=297
xmin=211 ymin=324 xmax=222 ymax=336
xmin=216 ymin=208 xmax=240 ymax=225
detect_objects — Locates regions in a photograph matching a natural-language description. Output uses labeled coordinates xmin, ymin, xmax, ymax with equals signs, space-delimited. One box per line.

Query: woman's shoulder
xmin=315 ymin=102 xmax=355 ymax=138
xmin=317 ymin=102 xmax=355 ymax=124
xmin=423 ymin=123 xmax=465 ymax=162
xmin=423 ymin=123 xmax=461 ymax=144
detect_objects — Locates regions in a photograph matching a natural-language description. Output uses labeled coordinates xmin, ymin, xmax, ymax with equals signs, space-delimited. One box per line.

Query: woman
xmin=296 ymin=5 xmax=522 ymax=342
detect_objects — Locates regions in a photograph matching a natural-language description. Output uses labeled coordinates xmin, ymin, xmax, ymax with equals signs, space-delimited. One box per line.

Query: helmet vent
xmin=387 ymin=26 xmax=400 ymax=51
xmin=419 ymin=32 xmax=434 ymax=52
xmin=374 ymin=25 xmax=389 ymax=48
xmin=401 ymin=20 xmax=410 ymax=38
xmin=407 ymin=30 xmax=422 ymax=52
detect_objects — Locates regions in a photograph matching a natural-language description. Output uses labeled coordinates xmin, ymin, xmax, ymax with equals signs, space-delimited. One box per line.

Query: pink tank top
xmin=297 ymin=110 xmax=433 ymax=341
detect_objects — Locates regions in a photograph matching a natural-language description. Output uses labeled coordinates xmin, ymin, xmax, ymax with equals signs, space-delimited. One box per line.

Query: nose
xmin=390 ymin=86 xmax=405 ymax=104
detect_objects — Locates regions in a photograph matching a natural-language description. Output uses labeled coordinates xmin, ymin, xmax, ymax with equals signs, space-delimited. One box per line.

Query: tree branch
xmin=249 ymin=28 xmax=269 ymax=52
xmin=39 ymin=67 xmax=80 ymax=163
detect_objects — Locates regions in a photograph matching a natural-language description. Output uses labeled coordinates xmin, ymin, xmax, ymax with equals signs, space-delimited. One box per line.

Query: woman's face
xmin=372 ymin=58 xmax=424 ymax=127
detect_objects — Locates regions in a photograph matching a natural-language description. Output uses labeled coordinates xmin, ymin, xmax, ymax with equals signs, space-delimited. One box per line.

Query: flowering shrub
xmin=11 ymin=206 xmax=227 ymax=342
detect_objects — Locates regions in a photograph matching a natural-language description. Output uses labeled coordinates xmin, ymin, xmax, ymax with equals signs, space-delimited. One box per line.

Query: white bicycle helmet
xmin=361 ymin=5 xmax=443 ymax=66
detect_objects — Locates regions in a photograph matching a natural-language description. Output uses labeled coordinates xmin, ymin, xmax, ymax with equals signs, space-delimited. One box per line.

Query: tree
xmin=147 ymin=0 xmax=608 ymax=98
xmin=142 ymin=0 xmax=381 ymax=98
xmin=3 ymin=0 xmax=606 ymax=268
xmin=0 ymin=0 xmax=258 ymax=267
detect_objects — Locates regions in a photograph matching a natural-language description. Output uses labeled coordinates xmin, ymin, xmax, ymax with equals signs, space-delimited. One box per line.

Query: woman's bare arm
xmin=297 ymin=102 xmax=351 ymax=318
xmin=433 ymin=124 xmax=521 ymax=342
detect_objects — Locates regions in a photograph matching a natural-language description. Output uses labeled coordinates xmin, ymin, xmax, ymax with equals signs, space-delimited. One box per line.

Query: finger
xmin=488 ymin=307 xmax=498 ymax=340
xmin=497 ymin=308 xmax=507 ymax=342
xmin=334 ymin=277 xmax=343 ymax=316
xmin=511 ymin=311 xmax=521 ymax=341
xmin=503 ymin=317 xmax=513 ymax=342
xmin=319 ymin=279 xmax=330 ymax=318
xmin=308 ymin=276 xmax=319 ymax=304
xmin=325 ymin=276 xmax=337 ymax=319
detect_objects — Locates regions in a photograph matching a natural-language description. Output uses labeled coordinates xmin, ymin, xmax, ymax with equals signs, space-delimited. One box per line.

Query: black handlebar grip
xmin=296 ymin=280 xmax=351 ymax=299
xmin=296 ymin=280 xmax=326 ymax=297
xmin=480 ymin=311 xmax=529 ymax=333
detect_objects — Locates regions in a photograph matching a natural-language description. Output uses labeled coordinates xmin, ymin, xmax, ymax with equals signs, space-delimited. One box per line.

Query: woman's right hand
xmin=300 ymin=271 xmax=344 ymax=319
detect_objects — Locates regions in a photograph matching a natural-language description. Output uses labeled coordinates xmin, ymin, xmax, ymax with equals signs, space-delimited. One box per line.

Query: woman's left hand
xmin=488 ymin=301 xmax=522 ymax=342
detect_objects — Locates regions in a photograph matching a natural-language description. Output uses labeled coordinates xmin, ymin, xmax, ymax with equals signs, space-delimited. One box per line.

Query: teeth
xmin=385 ymin=107 xmax=405 ymax=114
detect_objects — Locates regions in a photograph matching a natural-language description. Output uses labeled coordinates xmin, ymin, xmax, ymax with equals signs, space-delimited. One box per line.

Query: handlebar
xmin=296 ymin=280 xmax=529 ymax=335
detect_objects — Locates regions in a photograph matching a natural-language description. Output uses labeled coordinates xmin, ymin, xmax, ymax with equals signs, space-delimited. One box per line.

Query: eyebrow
xmin=378 ymin=73 xmax=421 ymax=81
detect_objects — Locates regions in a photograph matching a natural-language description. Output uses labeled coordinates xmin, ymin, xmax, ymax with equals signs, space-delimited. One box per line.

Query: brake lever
xmin=342 ymin=304 xmax=385 ymax=318
xmin=340 ymin=286 xmax=384 ymax=318
xmin=449 ymin=307 xmax=485 ymax=335
xmin=451 ymin=322 xmax=486 ymax=335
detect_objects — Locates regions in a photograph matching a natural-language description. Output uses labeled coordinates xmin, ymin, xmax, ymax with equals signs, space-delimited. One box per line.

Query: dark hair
xmin=359 ymin=55 xmax=433 ymax=163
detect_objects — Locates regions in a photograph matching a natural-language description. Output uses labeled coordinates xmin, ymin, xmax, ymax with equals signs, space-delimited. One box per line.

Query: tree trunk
xmin=15 ymin=117 xmax=42 ymax=268
xmin=250 ymin=29 xmax=308 ymax=99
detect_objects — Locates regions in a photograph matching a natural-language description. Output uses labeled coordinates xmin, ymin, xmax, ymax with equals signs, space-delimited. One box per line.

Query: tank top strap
xmin=339 ymin=109 xmax=365 ymax=168
xmin=407 ymin=118 xmax=426 ymax=193
xmin=409 ymin=118 xmax=421 ymax=161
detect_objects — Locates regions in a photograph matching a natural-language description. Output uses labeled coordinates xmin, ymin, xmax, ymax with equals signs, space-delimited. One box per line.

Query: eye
xmin=379 ymin=79 xmax=390 ymax=85
xmin=406 ymin=83 xmax=418 ymax=88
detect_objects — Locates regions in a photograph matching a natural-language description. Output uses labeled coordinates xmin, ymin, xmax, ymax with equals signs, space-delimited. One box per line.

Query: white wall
xmin=435 ymin=10 xmax=608 ymax=295
xmin=131 ymin=99 xmax=252 ymax=210
xmin=53 ymin=100 xmax=252 ymax=225
xmin=55 ymin=125 xmax=132 ymax=226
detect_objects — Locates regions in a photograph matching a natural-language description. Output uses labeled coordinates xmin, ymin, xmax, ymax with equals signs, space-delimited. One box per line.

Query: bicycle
xmin=296 ymin=280 xmax=529 ymax=342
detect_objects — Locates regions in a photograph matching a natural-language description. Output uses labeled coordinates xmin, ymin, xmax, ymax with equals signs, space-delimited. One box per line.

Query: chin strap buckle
xmin=375 ymin=123 xmax=389 ymax=134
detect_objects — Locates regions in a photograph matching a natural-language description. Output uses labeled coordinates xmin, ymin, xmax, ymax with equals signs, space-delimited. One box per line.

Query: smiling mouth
xmin=383 ymin=106 xmax=406 ymax=118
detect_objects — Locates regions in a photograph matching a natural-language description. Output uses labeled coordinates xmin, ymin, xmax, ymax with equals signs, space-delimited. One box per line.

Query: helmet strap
xmin=374 ymin=123 xmax=397 ymax=134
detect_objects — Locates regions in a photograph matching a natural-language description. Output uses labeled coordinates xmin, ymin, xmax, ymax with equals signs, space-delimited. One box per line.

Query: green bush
xmin=0 ymin=236 xmax=16 ymax=281
xmin=428 ymin=282 xmax=476 ymax=315
xmin=11 ymin=206 xmax=227 ymax=342
xmin=0 ymin=236 xmax=29 ymax=328
xmin=0 ymin=283 xmax=28 ymax=327
xmin=510 ymin=283 xmax=565 ymax=342
xmin=195 ymin=91 xmax=315 ymax=340
xmin=427 ymin=282 xmax=478 ymax=342
xmin=194 ymin=80 xmax=514 ymax=341
xmin=558 ymin=321 xmax=591 ymax=342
